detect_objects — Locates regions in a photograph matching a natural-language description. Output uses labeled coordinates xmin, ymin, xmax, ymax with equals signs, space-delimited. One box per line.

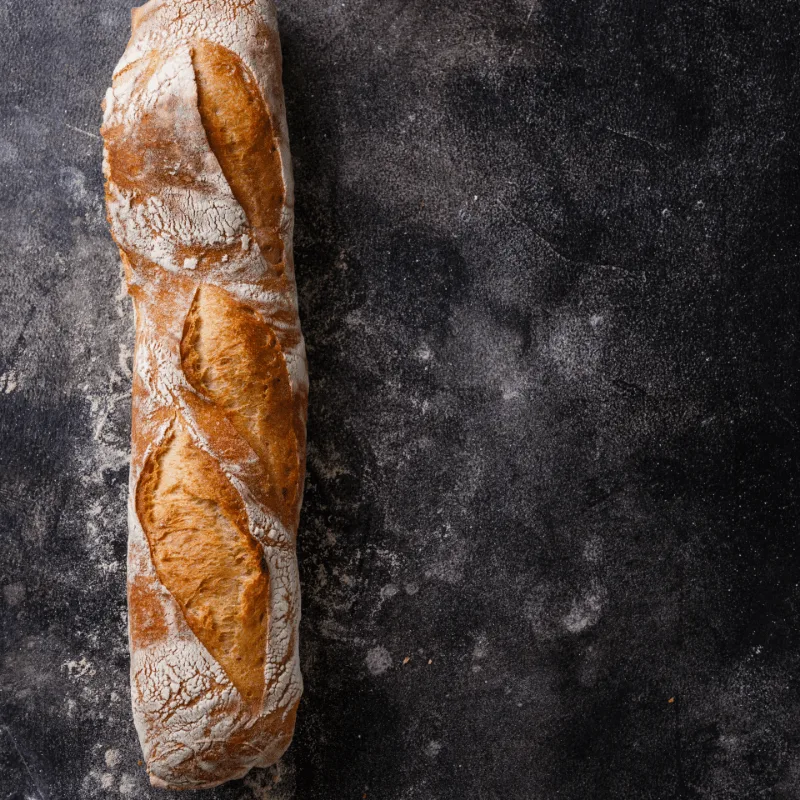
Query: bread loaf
xmin=100 ymin=0 xmax=307 ymax=788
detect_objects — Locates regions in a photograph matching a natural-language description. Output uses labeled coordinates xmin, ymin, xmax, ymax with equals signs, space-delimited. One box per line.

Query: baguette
xmin=100 ymin=0 xmax=307 ymax=788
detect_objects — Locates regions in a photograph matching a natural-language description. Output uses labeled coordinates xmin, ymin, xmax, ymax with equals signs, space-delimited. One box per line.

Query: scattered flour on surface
xmin=563 ymin=591 xmax=605 ymax=633
xmin=380 ymin=584 xmax=399 ymax=600
xmin=243 ymin=762 xmax=287 ymax=798
xmin=415 ymin=343 xmax=433 ymax=362
xmin=0 ymin=370 xmax=17 ymax=393
xmin=472 ymin=634 xmax=489 ymax=673
xmin=0 ymin=136 xmax=18 ymax=164
xmin=62 ymin=657 xmax=96 ymax=679
xmin=424 ymin=525 xmax=467 ymax=585
xmin=582 ymin=537 xmax=603 ymax=563
xmin=425 ymin=740 xmax=443 ymax=758
xmin=543 ymin=313 xmax=602 ymax=379
xmin=365 ymin=646 xmax=392 ymax=676
xmin=3 ymin=583 xmax=25 ymax=607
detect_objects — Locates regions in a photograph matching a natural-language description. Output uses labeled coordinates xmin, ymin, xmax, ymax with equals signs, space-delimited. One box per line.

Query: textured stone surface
xmin=1 ymin=0 xmax=799 ymax=798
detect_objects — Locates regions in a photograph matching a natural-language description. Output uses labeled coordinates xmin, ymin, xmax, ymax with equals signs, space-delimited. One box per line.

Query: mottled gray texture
xmin=1 ymin=0 xmax=799 ymax=798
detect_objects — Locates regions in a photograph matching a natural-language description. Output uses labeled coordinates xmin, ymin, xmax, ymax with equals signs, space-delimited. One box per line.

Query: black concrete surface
xmin=1 ymin=1 xmax=799 ymax=798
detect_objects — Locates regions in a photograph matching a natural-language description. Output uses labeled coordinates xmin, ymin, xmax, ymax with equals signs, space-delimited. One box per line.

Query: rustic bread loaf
xmin=100 ymin=0 xmax=307 ymax=788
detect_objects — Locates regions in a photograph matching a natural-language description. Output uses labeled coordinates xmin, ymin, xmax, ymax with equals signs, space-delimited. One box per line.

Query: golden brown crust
xmin=128 ymin=577 xmax=170 ymax=649
xmin=181 ymin=285 xmax=301 ymax=528
xmin=136 ymin=423 xmax=270 ymax=712
xmin=101 ymin=0 xmax=306 ymax=789
xmin=192 ymin=39 xmax=286 ymax=268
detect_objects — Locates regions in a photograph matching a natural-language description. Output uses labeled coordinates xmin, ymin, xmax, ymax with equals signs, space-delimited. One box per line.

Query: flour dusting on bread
xmin=101 ymin=0 xmax=306 ymax=789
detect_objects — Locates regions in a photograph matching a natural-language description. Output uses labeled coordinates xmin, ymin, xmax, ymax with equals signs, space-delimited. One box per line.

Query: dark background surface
xmin=1 ymin=0 xmax=799 ymax=797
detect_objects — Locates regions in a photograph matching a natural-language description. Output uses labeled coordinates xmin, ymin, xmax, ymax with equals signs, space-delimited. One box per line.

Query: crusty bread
xmin=100 ymin=0 xmax=307 ymax=789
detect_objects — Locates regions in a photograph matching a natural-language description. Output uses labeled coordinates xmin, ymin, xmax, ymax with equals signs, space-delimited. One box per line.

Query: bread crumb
xmin=402 ymin=656 xmax=411 ymax=665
